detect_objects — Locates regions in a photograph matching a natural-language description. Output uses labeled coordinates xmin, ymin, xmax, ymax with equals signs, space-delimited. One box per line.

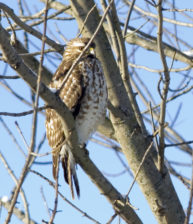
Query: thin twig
xmin=130 ymin=69 xmax=157 ymax=108
xmin=157 ymin=0 xmax=170 ymax=173
xmin=103 ymin=168 xmax=128 ymax=177
xmin=36 ymin=133 xmax=47 ymax=153
xmin=149 ymin=102 xmax=159 ymax=152
xmin=30 ymin=170 xmax=101 ymax=224
xmin=0 ymin=106 xmax=47 ymax=117
xmin=41 ymin=187 xmax=51 ymax=218
xmin=124 ymin=18 xmax=151 ymax=39
xmin=106 ymin=213 xmax=118 ymax=224
xmin=125 ymin=141 xmax=154 ymax=198
xmin=125 ymin=125 xmax=164 ymax=199
xmin=128 ymin=62 xmax=191 ymax=73
xmin=30 ymin=151 xmax=51 ymax=157
xmin=110 ymin=0 xmax=147 ymax=135
xmin=0 ymin=81 xmax=32 ymax=107
xmin=4 ymin=150 xmax=35 ymax=223
xmin=0 ymin=151 xmax=30 ymax=224
xmin=170 ymin=102 xmax=182 ymax=128
xmin=0 ymin=3 xmax=63 ymax=53
xmin=15 ymin=121 xmax=30 ymax=152
xmin=100 ymin=0 xmax=120 ymax=65
xmin=0 ymin=75 xmax=20 ymax=79
xmin=18 ymin=48 xmax=58 ymax=57
xmin=4 ymin=2 xmax=50 ymax=223
xmin=18 ymin=0 xmax=29 ymax=56
xmin=123 ymin=0 xmax=136 ymax=36
xmin=29 ymin=0 xmax=49 ymax=154
xmin=0 ymin=117 xmax=25 ymax=156
xmin=166 ymin=161 xmax=190 ymax=189
xmin=1 ymin=198 xmax=38 ymax=224
xmin=125 ymin=1 xmax=193 ymax=27
xmin=3 ymin=11 xmax=17 ymax=45
xmin=58 ymin=0 xmax=114 ymax=93
xmin=48 ymin=158 xmax=59 ymax=224
xmin=15 ymin=10 xmax=72 ymax=32
xmin=165 ymin=140 xmax=193 ymax=148
xmin=142 ymin=85 xmax=193 ymax=114
xmin=77 ymin=4 xmax=96 ymax=37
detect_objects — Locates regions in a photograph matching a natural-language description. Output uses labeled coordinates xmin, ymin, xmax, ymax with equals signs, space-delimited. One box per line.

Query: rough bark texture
xmin=69 ymin=0 xmax=185 ymax=223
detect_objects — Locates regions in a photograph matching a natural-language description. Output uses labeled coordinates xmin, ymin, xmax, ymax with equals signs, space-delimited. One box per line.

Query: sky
xmin=0 ymin=0 xmax=193 ymax=224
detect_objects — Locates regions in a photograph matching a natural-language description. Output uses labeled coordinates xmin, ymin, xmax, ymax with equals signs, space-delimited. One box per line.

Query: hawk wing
xmin=51 ymin=59 xmax=85 ymax=112
xmin=45 ymin=61 xmax=85 ymax=198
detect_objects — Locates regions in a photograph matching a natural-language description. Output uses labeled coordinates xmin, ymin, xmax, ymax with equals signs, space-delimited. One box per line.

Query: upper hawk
xmin=45 ymin=37 xmax=108 ymax=198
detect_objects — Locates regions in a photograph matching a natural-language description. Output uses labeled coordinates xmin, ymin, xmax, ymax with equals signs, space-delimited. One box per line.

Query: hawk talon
xmin=49 ymin=87 xmax=58 ymax=94
xmin=78 ymin=143 xmax=89 ymax=156
xmin=79 ymin=143 xmax=86 ymax=149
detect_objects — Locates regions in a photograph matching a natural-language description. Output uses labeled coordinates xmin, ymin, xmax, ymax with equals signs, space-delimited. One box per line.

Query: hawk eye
xmin=90 ymin=42 xmax=95 ymax=48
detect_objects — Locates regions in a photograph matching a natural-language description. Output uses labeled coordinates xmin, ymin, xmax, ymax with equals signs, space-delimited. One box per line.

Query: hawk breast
xmin=75 ymin=56 xmax=108 ymax=145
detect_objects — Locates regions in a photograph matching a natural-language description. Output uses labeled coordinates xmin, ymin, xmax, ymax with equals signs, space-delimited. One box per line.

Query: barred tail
xmin=60 ymin=145 xmax=80 ymax=199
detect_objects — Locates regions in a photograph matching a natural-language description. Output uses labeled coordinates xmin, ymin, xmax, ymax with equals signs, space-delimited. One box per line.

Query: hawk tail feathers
xmin=60 ymin=145 xmax=80 ymax=199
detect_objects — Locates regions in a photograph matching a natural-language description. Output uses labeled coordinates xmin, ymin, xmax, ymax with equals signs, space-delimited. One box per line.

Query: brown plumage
xmin=45 ymin=37 xmax=108 ymax=199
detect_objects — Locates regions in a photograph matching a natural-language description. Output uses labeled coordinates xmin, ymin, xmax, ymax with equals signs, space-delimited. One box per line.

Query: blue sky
xmin=0 ymin=0 xmax=193 ymax=223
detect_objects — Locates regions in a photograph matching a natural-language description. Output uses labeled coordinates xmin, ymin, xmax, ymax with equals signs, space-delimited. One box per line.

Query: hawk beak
xmin=89 ymin=47 xmax=95 ymax=56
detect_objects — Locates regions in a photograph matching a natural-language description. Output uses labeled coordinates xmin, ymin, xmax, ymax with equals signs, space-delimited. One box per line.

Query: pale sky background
xmin=0 ymin=0 xmax=193 ymax=223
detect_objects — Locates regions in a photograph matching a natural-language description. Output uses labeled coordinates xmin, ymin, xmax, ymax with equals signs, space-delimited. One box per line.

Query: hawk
xmin=45 ymin=38 xmax=108 ymax=199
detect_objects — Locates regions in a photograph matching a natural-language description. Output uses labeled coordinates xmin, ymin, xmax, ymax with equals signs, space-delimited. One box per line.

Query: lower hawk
xmin=45 ymin=37 xmax=108 ymax=198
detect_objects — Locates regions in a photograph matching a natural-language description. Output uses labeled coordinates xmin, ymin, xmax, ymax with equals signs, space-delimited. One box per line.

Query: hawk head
xmin=64 ymin=37 xmax=96 ymax=58
xmin=53 ymin=38 xmax=96 ymax=81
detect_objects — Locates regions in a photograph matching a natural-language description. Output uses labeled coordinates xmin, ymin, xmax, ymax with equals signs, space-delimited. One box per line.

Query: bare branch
xmin=30 ymin=169 xmax=101 ymax=224
xmin=4 ymin=2 xmax=50 ymax=222
xmin=48 ymin=158 xmax=59 ymax=224
xmin=1 ymin=197 xmax=37 ymax=224
xmin=157 ymin=0 xmax=170 ymax=173
xmin=0 ymin=106 xmax=47 ymax=117
xmin=0 ymin=152 xmax=30 ymax=224
xmin=0 ymin=14 xmax=142 ymax=224
xmin=123 ymin=0 xmax=136 ymax=36
xmin=69 ymin=0 xmax=185 ymax=222
xmin=0 ymin=3 xmax=63 ymax=53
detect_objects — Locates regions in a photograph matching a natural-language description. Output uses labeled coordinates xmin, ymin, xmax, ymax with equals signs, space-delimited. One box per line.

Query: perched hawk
xmin=45 ymin=38 xmax=108 ymax=198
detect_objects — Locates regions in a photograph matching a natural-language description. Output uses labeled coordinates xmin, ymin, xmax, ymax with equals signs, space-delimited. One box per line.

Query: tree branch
xmin=157 ymin=0 xmax=170 ymax=173
xmin=69 ymin=0 xmax=185 ymax=223
xmin=1 ymin=197 xmax=37 ymax=224
xmin=0 ymin=21 xmax=142 ymax=224
xmin=0 ymin=3 xmax=63 ymax=53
